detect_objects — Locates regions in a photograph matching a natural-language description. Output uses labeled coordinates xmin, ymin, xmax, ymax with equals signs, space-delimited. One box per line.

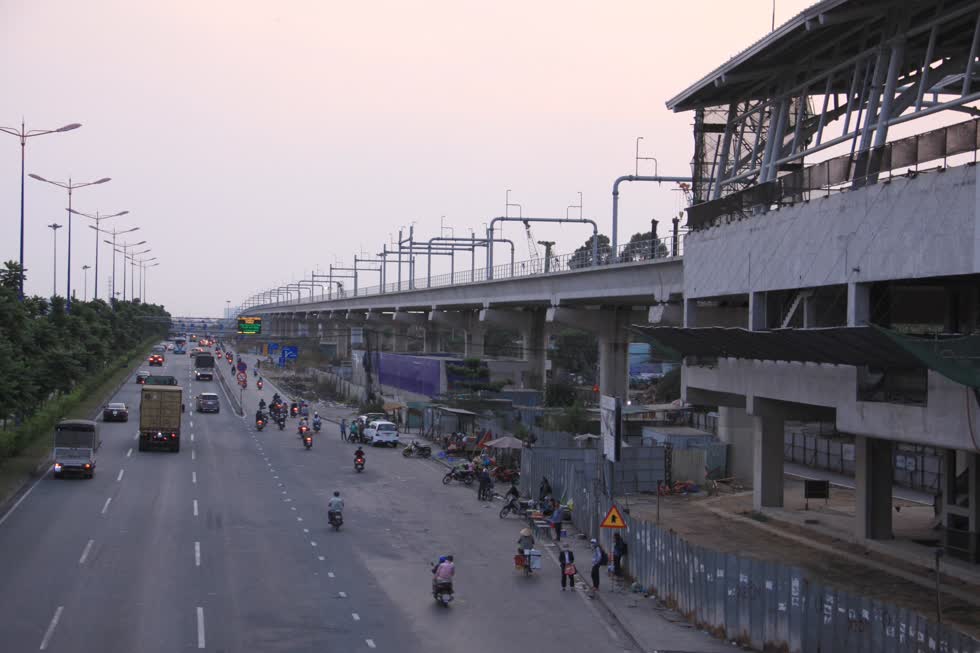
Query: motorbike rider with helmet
xmin=328 ymin=491 xmax=344 ymax=523
xmin=313 ymin=413 xmax=322 ymax=431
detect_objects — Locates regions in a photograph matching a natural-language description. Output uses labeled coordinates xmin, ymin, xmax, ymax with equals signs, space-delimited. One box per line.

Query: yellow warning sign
xmin=600 ymin=505 xmax=626 ymax=529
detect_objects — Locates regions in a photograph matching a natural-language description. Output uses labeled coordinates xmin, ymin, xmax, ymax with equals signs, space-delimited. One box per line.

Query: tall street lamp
xmin=108 ymin=239 xmax=146 ymax=301
xmin=134 ymin=256 xmax=156 ymax=301
xmin=30 ymin=174 xmax=110 ymax=309
xmin=81 ymin=264 xmax=91 ymax=301
xmin=118 ymin=247 xmax=151 ymax=300
xmin=47 ymin=223 xmax=63 ymax=297
xmin=0 ymin=120 xmax=81 ymax=300
xmin=70 ymin=209 xmax=129 ymax=300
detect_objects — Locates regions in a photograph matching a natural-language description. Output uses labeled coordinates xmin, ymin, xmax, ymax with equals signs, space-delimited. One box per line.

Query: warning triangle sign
xmin=600 ymin=505 xmax=626 ymax=529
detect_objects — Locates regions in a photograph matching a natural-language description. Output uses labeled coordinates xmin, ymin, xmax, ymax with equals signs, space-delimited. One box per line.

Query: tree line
xmin=0 ymin=261 xmax=170 ymax=442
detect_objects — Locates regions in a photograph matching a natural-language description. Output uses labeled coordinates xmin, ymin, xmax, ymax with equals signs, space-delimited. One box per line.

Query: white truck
xmin=53 ymin=419 xmax=101 ymax=479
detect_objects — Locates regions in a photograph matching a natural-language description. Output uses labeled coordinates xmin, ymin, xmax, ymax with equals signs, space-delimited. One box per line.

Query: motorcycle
xmin=442 ymin=467 xmax=475 ymax=486
xmin=402 ymin=441 xmax=432 ymax=458
xmin=290 ymin=404 xmax=299 ymax=417
xmin=303 ymin=434 xmax=313 ymax=450
xmin=313 ymin=419 xmax=322 ymax=433
xmin=256 ymin=418 xmax=266 ymax=431
xmin=499 ymin=496 xmax=533 ymax=519
xmin=478 ymin=480 xmax=495 ymax=501
xmin=257 ymin=380 xmax=264 ymax=390
xmin=354 ymin=455 xmax=365 ymax=472
xmin=328 ymin=510 xmax=343 ymax=531
xmin=432 ymin=577 xmax=454 ymax=607
xmin=298 ymin=424 xmax=310 ymax=438
xmin=492 ymin=467 xmax=520 ymax=483
xmin=277 ymin=417 xmax=286 ymax=431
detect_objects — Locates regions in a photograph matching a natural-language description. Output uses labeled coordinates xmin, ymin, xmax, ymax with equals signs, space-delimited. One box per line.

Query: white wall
xmin=684 ymin=165 xmax=979 ymax=298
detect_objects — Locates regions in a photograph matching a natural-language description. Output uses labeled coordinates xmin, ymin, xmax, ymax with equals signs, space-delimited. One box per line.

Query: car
xmin=166 ymin=343 xmax=174 ymax=351
xmin=196 ymin=392 xmax=220 ymax=413
xmin=152 ymin=344 xmax=166 ymax=353
xmin=148 ymin=354 xmax=165 ymax=366
xmin=102 ymin=402 xmax=129 ymax=422
xmin=136 ymin=370 xmax=151 ymax=384
xmin=363 ymin=420 xmax=400 ymax=447
xmin=190 ymin=347 xmax=203 ymax=356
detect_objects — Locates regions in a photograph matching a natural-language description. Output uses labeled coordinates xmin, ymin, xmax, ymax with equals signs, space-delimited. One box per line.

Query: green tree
xmin=0 ymin=261 xmax=25 ymax=291
xmin=568 ymin=234 xmax=611 ymax=269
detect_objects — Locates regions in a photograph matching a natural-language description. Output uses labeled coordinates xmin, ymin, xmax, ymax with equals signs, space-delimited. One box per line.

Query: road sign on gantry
xmin=600 ymin=505 xmax=626 ymax=529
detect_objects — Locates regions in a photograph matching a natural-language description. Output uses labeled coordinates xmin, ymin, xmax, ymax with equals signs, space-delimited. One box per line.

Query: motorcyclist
xmin=313 ymin=413 xmax=322 ymax=431
xmin=432 ymin=555 xmax=455 ymax=586
xmin=354 ymin=445 xmax=365 ymax=461
xmin=272 ymin=392 xmax=281 ymax=404
xmin=259 ymin=399 xmax=267 ymax=411
xmin=505 ymin=483 xmax=520 ymax=501
xmin=255 ymin=408 xmax=266 ymax=423
xmin=298 ymin=417 xmax=309 ymax=433
xmin=328 ymin=491 xmax=344 ymax=521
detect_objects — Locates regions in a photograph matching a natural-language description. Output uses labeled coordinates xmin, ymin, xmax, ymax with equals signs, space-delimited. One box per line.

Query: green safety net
xmin=873 ymin=325 xmax=980 ymax=389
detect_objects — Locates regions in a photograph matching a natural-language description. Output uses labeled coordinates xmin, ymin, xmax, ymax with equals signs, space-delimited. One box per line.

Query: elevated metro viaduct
xmin=239 ymin=255 xmax=684 ymax=399
xmin=650 ymin=0 xmax=980 ymax=561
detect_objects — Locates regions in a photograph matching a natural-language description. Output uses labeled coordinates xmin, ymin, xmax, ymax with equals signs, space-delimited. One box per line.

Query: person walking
xmin=613 ymin=532 xmax=628 ymax=578
xmin=549 ymin=501 xmax=565 ymax=542
xmin=559 ymin=543 xmax=576 ymax=591
xmin=589 ymin=539 xmax=607 ymax=598
xmin=340 ymin=418 xmax=348 ymax=442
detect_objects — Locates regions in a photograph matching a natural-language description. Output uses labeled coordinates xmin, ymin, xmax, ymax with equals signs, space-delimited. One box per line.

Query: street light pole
xmin=30 ymin=174 xmax=110 ymax=309
xmin=81 ymin=264 xmax=90 ymax=301
xmin=120 ymin=248 xmax=151 ymax=301
xmin=110 ymin=240 xmax=147 ymax=301
xmin=70 ymin=209 xmax=130 ymax=301
xmin=0 ymin=120 xmax=81 ymax=300
xmin=47 ymin=223 xmax=63 ymax=297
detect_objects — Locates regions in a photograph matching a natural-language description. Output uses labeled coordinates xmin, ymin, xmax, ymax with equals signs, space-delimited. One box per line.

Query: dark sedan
xmin=102 ymin=402 xmax=129 ymax=422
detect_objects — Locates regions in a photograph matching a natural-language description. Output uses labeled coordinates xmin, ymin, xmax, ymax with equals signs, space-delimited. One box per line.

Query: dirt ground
xmin=620 ymin=478 xmax=980 ymax=640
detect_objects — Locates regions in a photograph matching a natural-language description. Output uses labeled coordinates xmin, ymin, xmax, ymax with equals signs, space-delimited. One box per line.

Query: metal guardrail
xmin=254 ymin=235 xmax=684 ymax=307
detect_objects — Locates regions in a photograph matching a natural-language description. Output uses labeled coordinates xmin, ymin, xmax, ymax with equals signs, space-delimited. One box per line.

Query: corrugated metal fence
xmin=523 ymin=447 xmax=980 ymax=653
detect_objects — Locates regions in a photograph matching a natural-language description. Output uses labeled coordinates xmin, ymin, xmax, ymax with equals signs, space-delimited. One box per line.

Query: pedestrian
xmin=549 ymin=501 xmax=565 ymax=542
xmin=349 ymin=421 xmax=358 ymax=442
xmin=340 ymin=418 xmax=348 ymax=442
xmin=589 ymin=539 xmax=607 ymax=597
xmin=539 ymin=476 xmax=552 ymax=502
xmin=613 ymin=532 xmax=628 ymax=578
xmin=559 ymin=543 xmax=576 ymax=591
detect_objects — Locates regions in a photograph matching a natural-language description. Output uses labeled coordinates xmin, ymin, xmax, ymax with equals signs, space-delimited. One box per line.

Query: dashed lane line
xmin=79 ymin=539 xmax=94 ymax=565
xmin=101 ymin=498 xmax=112 ymax=515
xmin=192 ymin=471 xmax=197 ymax=484
xmin=195 ymin=541 xmax=201 ymax=567
xmin=191 ymin=450 xmax=196 ymax=461
xmin=39 ymin=606 xmax=64 ymax=650
xmin=366 ymin=639 xmax=376 ymax=649
xmin=196 ymin=607 xmax=206 ymax=649
xmin=352 ymin=613 xmax=360 ymax=621
xmin=116 ymin=469 xmax=125 ymax=482
xmin=193 ymin=499 xmax=199 ymax=517
xmin=126 ymin=447 xmax=133 ymax=457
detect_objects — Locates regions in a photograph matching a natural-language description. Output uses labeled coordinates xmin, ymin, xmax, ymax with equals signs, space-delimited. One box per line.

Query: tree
xmin=621 ymin=229 xmax=669 ymax=262
xmin=568 ymin=234 xmax=611 ymax=269
xmin=0 ymin=261 xmax=25 ymax=291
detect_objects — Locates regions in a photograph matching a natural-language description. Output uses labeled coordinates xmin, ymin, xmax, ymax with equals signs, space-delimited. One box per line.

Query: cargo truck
xmin=139 ymin=385 xmax=183 ymax=452
xmin=53 ymin=419 xmax=101 ymax=478
xmin=194 ymin=352 xmax=215 ymax=381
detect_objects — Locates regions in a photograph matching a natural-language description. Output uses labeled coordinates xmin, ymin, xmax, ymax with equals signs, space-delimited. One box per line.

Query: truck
xmin=194 ymin=352 xmax=215 ymax=381
xmin=139 ymin=385 xmax=183 ymax=452
xmin=53 ymin=419 xmax=101 ymax=478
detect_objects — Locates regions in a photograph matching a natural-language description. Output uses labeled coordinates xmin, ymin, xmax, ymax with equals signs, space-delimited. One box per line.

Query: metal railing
xmin=255 ymin=235 xmax=684 ymax=307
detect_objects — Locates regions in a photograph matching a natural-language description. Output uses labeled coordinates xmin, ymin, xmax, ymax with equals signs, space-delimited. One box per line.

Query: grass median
xmin=0 ymin=337 xmax=160 ymax=510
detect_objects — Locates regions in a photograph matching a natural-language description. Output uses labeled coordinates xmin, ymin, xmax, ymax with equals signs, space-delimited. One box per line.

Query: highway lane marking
xmin=133 ymin=433 xmax=138 ymax=440
xmin=328 ymin=572 xmax=335 ymax=578
xmin=191 ymin=433 xmax=195 ymax=442
xmin=195 ymin=541 xmax=201 ymax=566
xmin=366 ymin=639 xmax=376 ymax=649
xmin=192 ymin=471 xmax=197 ymax=484
xmin=338 ymin=591 xmax=347 ymax=598
xmin=101 ymin=498 xmax=112 ymax=514
xmin=39 ymin=606 xmax=64 ymax=650
xmin=311 ymin=541 xmax=318 ymax=547
xmin=191 ymin=450 xmax=196 ymax=460
xmin=0 ymin=466 xmax=50 ymax=528
xmin=196 ymin=607 xmax=206 ymax=649
xmin=296 ymin=517 xmax=303 ymax=522
xmin=303 ymin=528 xmax=309 ymax=533
xmin=193 ymin=499 xmax=199 ymax=517
xmin=190 ymin=420 xmax=194 ymax=428
xmin=282 ymin=490 xmax=287 ymax=494
xmin=319 ymin=556 xmax=326 ymax=562
xmin=79 ymin=539 xmax=95 ymax=565
xmin=126 ymin=447 xmax=133 ymax=458
xmin=116 ymin=469 xmax=125 ymax=482
xmin=352 ymin=613 xmax=360 ymax=621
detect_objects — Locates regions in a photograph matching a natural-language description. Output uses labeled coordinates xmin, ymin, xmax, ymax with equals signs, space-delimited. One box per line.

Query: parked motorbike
xmin=328 ymin=510 xmax=343 ymax=531
xmin=354 ymin=455 xmax=365 ymax=473
xmin=499 ymin=496 xmax=533 ymax=519
xmin=402 ymin=441 xmax=432 ymax=458
xmin=432 ymin=578 xmax=454 ymax=607
xmin=303 ymin=434 xmax=313 ymax=450
xmin=492 ymin=466 xmax=520 ymax=483
xmin=442 ymin=467 xmax=475 ymax=486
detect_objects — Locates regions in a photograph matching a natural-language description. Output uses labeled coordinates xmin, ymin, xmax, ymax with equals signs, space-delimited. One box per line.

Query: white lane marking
xmin=195 ymin=541 xmax=201 ymax=566
xmin=192 ymin=471 xmax=197 ymax=484
xmin=311 ymin=541 xmax=318 ymax=547
xmin=352 ymin=613 xmax=360 ymax=621
xmin=101 ymin=498 xmax=112 ymax=514
xmin=281 ymin=490 xmax=287 ymax=494
xmin=338 ymin=591 xmax=347 ymax=598
xmin=319 ymin=556 xmax=326 ymax=561
xmin=191 ymin=450 xmax=196 ymax=461
xmin=366 ymin=639 xmax=376 ymax=649
xmin=133 ymin=433 xmax=138 ymax=440
xmin=303 ymin=528 xmax=309 ymax=533
xmin=39 ymin=606 xmax=64 ymax=650
xmin=190 ymin=421 xmax=194 ymax=428
xmin=191 ymin=433 xmax=195 ymax=442
xmin=126 ymin=447 xmax=133 ymax=458
xmin=79 ymin=539 xmax=95 ymax=565
xmin=193 ymin=499 xmax=199 ymax=517
xmin=296 ymin=517 xmax=303 ymax=522
xmin=116 ymin=469 xmax=125 ymax=482
xmin=0 ymin=465 xmax=50 ymax=528
xmin=196 ymin=607 xmax=206 ymax=649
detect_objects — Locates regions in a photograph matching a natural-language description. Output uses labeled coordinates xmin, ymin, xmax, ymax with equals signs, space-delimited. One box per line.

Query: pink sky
xmin=0 ymin=0 xmax=815 ymax=314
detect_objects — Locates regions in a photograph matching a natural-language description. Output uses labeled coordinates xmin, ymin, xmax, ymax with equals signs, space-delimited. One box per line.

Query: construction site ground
xmin=619 ymin=476 xmax=980 ymax=641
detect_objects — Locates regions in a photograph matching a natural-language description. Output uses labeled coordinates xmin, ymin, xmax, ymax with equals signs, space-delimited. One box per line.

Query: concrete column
xmin=855 ymin=435 xmax=894 ymax=540
xmin=464 ymin=323 xmax=485 ymax=358
xmin=522 ymin=309 xmax=547 ymax=390
xmin=847 ymin=282 xmax=871 ymax=327
xmin=684 ymin=298 xmax=698 ymax=328
xmin=392 ymin=327 xmax=408 ymax=353
xmin=749 ymin=291 xmax=767 ymax=330
xmin=718 ymin=406 xmax=755 ymax=482
xmin=335 ymin=323 xmax=350 ymax=360
xmin=802 ymin=293 xmax=818 ymax=328
xmin=422 ymin=326 xmax=440 ymax=353
xmin=598 ymin=307 xmax=631 ymax=399
xmin=752 ymin=414 xmax=784 ymax=510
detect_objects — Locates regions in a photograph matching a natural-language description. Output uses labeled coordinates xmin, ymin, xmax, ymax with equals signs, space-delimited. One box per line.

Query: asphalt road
xmin=0 ymin=349 xmax=650 ymax=652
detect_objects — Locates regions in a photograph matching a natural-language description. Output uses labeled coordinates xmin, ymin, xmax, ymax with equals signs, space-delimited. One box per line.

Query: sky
xmin=0 ymin=0 xmax=816 ymax=315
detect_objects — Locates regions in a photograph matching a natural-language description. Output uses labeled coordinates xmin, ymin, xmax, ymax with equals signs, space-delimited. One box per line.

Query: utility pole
xmin=47 ymin=223 xmax=63 ymax=296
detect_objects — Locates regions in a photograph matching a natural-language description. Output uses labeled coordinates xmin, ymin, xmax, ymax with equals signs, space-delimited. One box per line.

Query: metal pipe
xmin=611 ymin=175 xmax=693 ymax=255
xmin=487 ymin=216 xmax=600 ymax=276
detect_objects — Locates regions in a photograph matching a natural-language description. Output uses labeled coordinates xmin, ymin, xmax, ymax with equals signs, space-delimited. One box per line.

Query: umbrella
xmin=483 ymin=436 xmax=524 ymax=449
xmin=520 ymin=528 xmax=532 ymax=536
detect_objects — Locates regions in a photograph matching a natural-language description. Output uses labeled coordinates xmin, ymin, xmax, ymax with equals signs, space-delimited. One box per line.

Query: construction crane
xmin=523 ymin=220 xmax=540 ymax=261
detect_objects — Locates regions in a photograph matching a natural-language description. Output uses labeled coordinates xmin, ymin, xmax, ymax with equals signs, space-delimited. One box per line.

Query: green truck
xmin=139 ymin=385 xmax=183 ymax=452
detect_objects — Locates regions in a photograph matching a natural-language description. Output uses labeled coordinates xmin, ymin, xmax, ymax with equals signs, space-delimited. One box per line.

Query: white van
xmin=363 ymin=420 xmax=400 ymax=447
